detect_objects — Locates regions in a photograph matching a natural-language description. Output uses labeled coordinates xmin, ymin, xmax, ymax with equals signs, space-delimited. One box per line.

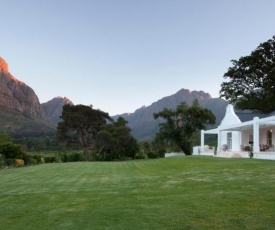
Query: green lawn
xmin=1 ymin=157 xmax=275 ymax=230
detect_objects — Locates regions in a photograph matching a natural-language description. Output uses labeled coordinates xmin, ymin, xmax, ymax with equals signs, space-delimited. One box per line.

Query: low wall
xmin=200 ymin=152 xmax=215 ymax=156
xmin=216 ymin=151 xmax=275 ymax=160
xmin=254 ymin=152 xmax=275 ymax=160
xmin=165 ymin=152 xmax=185 ymax=158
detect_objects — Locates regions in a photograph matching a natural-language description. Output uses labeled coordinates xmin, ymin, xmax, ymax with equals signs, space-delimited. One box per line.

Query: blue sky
xmin=1 ymin=0 xmax=275 ymax=115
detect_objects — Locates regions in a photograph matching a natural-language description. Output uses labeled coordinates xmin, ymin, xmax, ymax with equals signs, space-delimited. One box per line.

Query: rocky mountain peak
xmin=42 ymin=96 xmax=73 ymax=123
xmin=0 ymin=57 xmax=9 ymax=73
xmin=0 ymin=57 xmax=45 ymax=118
xmin=175 ymin=89 xmax=212 ymax=100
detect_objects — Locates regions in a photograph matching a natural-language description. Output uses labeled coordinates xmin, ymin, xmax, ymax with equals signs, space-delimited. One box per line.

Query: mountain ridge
xmin=0 ymin=56 xmax=229 ymax=139
xmin=0 ymin=57 xmax=66 ymax=136
xmin=113 ymin=88 xmax=229 ymax=140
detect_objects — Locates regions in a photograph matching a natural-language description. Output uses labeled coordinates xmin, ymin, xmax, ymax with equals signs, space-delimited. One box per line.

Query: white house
xmin=196 ymin=104 xmax=275 ymax=160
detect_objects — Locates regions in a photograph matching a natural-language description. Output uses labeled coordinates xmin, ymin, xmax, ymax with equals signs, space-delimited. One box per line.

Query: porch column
xmin=201 ymin=130 xmax=205 ymax=150
xmin=253 ymin=117 xmax=260 ymax=152
xmin=217 ymin=127 xmax=221 ymax=152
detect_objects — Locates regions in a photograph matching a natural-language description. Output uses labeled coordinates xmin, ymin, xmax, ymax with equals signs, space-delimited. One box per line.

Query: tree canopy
xmin=95 ymin=117 xmax=139 ymax=160
xmin=154 ymin=100 xmax=215 ymax=155
xmin=56 ymin=104 xmax=112 ymax=160
xmin=220 ymin=35 xmax=275 ymax=113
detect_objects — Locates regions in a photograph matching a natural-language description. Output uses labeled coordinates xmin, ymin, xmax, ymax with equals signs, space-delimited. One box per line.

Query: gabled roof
xmin=204 ymin=105 xmax=275 ymax=134
xmin=220 ymin=115 xmax=275 ymax=132
xmin=220 ymin=104 xmax=241 ymax=126
xmin=236 ymin=111 xmax=271 ymax=122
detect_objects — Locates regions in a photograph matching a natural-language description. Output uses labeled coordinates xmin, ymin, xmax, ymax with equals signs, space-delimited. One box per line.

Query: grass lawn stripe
xmin=1 ymin=157 xmax=275 ymax=229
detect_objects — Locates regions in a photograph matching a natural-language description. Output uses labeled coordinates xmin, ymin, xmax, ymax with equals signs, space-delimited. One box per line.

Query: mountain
xmin=42 ymin=97 xmax=73 ymax=123
xmin=113 ymin=89 xmax=229 ymax=140
xmin=0 ymin=56 xmax=230 ymax=139
xmin=0 ymin=57 xmax=45 ymax=118
xmin=0 ymin=105 xmax=56 ymax=138
xmin=0 ymin=57 xmax=55 ymax=137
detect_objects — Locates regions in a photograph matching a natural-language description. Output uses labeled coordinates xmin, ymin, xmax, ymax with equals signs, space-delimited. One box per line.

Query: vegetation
xmin=56 ymin=104 xmax=113 ymax=160
xmin=1 ymin=157 xmax=275 ymax=229
xmin=0 ymin=133 xmax=47 ymax=167
xmin=56 ymin=104 xmax=140 ymax=161
xmin=0 ymin=106 xmax=56 ymax=138
xmin=220 ymin=35 xmax=275 ymax=113
xmin=154 ymin=100 xmax=215 ymax=155
xmin=95 ymin=117 xmax=139 ymax=160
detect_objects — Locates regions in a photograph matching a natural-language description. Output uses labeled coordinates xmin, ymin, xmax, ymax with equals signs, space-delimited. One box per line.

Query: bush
xmin=44 ymin=156 xmax=58 ymax=163
xmin=5 ymin=158 xmax=14 ymax=166
xmin=135 ymin=151 xmax=146 ymax=159
xmin=60 ymin=152 xmax=84 ymax=162
xmin=71 ymin=152 xmax=84 ymax=161
xmin=61 ymin=153 xmax=70 ymax=162
xmin=29 ymin=158 xmax=37 ymax=165
xmin=0 ymin=155 xmax=4 ymax=168
xmin=156 ymin=148 xmax=166 ymax=158
xmin=147 ymin=151 xmax=158 ymax=159
xmin=15 ymin=159 xmax=24 ymax=167
xmin=0 ymin=143 xmax=23 ymax=159
xmin=33 ymin=155 xmax=44 ymax=164
xmin=19 ymin=153 xmax=32 ymax=166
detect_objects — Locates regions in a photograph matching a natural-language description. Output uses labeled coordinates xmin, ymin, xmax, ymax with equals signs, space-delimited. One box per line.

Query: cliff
xmin=42 ymin=96 xmax=73 ymax=123
xmin=0 ymin=57 xmax=45 ymax=118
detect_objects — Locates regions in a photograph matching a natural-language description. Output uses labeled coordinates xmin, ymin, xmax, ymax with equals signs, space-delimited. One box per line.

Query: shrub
xmin=15 ymin=159 xmax=24 ymax=167
xmin=44 ymin=156 xmax=58 ymax=163
xmin=156 ymin=148 xmax=166 ymax=158
xmin=0 ymin=154 xmax=4 ymax=168
xmin=61 ymin=153 xmax=71 ymax=162
xmin=60 ymin=152 xmax=84 ymax=162
xmin=40 ymin=157 xmax=45 ymax=164
xmin=0 ymin=143 xmax=23 ymax=159
xmin=29 ymin=158 xmax=38 ymax=165
xmin=19 ymin=153 xmax=32 ymax=166
xmin=33 ymin=155 xmax=44 ymax=164
xmin=71 ymin=152 xmax=84 ymax=161
xmin=5 ymin=158 xmax=14 ymax=166
xmin=135 ymin=151 xmax=146 ymax=159
xmin=147 ymin=151 xmax=158 ymax=159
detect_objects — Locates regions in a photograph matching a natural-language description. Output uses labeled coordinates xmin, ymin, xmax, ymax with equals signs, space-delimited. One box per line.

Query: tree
xmin=0 ymin=133 xmax=13 ymax=144
xmin=56 ymin=104 xmax=112 ymax=160
xmin=95 ymin=117 xmax=139 ymax=160
xmin=220 ymin=35 xmax=275 ymax=113
xmin=153 ymin=100 xmax=215 ymax=155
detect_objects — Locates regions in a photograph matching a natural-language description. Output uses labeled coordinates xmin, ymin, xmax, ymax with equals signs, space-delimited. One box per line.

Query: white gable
xmin=219 ymin=104 xmax=241 ymax=126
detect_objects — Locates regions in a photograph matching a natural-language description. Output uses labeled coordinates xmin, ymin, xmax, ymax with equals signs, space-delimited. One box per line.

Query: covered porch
xmin=199 ymin=115 xmax=275 ymax=160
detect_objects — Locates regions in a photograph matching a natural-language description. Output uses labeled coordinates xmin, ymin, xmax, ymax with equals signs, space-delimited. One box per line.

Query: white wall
xmin=242 ymin=130 xmax=253 ymax=146
xmin=220 ymin=131 xmax=241 ymax=151
xmin=232 ymin=131 xmax=241 ymax=151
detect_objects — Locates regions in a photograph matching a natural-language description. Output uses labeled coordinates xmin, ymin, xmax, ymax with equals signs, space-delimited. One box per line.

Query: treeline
xmin=0 ymin=101 xmax=218 ymax=168
xmin=0 ymin=133 xmax=168 ymax=169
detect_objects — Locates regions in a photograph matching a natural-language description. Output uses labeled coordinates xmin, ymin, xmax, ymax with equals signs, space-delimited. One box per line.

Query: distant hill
xmin=113 ymin=89 xmax=229 ymax=140
xmin=42 ymin=97 xmax=73 ymax=123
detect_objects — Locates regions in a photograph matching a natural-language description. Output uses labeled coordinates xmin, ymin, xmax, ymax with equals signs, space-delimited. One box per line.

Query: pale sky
xmin=1 ymin=0 xmax=275 ymax=115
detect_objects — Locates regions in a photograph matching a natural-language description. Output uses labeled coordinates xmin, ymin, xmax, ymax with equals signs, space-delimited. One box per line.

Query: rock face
xmin=42 ymin=97 xmax=73 ymax=123
xmin=113 ymin=88 xmax=228 ymax=140
xmin=0 ymin=57 xmax=45 ymax=118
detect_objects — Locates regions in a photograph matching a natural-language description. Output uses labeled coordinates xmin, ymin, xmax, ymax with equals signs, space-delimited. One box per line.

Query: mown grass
xmin=1 ymin=157 xmax=275 ymax=229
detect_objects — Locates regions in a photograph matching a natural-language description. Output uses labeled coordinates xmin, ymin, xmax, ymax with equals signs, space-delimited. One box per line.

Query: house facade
xmin=195 ymin=104 xmax=275 ymax=160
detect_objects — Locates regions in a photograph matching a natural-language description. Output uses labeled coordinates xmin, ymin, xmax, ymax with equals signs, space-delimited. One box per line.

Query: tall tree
xmin=220 ymin=35 xmax=275 ymax=113
xmin=154 ymin=100 xmax=215 ymax=155
xmin=96 ymin=117 xmax=139 ymax=160
xmin=56 ymin=104 xmax=112 ymax=160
